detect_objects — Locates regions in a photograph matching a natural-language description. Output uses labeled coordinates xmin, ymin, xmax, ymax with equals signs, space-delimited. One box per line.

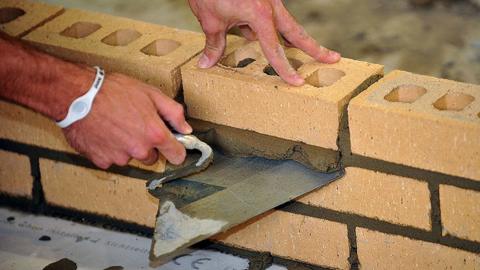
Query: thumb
xmin=198 ymin=30 xmax=227 ymax=68
xmin=149 ymin=90 xmax=192 ymax=134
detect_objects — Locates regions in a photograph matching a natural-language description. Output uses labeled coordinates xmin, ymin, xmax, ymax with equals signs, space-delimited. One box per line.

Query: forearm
xmin=0 ymin=32 xmax=94 ymax=121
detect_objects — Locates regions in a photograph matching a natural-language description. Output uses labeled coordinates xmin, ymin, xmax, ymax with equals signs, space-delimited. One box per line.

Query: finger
xmin=112 ymin=152 xmax=130 ymax=167
xmin=198 ymin=28 xmax=227 ymax=68
xmin=239 ymin=25 xmax=257 ymax=41
xmin=139 ymin=148 xmax=159 ymax=166
xmin=88 ymin=152 xmax=111 ymax=170
xmin=250 ymin=15 xmax=304 ymax=86
xmin=271 ymin=0 xmax=340 ymax=63
xmin=149 ymin=90 xmax=192 ymax=134
xmin=147 ymin=117 xmax=186 ymax=165
xmin=280 ymin=34 xmax=294 ymax=47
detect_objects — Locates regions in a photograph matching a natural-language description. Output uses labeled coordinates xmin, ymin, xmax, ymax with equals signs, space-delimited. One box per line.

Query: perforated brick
xmin=0 ymin=0 xmax=62 ymax=37
xmin=182 ymin=38 xmax=383 ymax=150
xmin=349 ymin=70 xmax=480 ymax=180
xmin=23 ymin=8 xmax=205 ymax=98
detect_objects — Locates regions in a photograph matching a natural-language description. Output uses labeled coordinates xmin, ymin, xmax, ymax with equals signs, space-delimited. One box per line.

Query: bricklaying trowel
xmin=145 ymin=134 xmax=344 ymax=265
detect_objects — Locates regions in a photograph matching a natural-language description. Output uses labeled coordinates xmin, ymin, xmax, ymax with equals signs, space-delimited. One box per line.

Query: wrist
xmin=48 ymin=65 xmax=96 ymax=121
xmin=56 ymin=66 xmax=105 ymax=128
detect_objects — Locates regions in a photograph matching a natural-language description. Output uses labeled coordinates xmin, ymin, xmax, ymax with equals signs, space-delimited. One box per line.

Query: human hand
xmin=188 ymin=0 xmax=341 ymax=86
xmin=63 ymin=72 xmax=192 ymax=169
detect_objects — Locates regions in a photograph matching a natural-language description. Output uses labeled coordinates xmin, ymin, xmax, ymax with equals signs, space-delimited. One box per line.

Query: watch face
xmin=72 ymin=100 xmax=88 ymax=115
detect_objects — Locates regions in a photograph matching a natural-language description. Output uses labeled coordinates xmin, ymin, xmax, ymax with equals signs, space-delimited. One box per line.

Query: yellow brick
xmin=23 ymin=8 xmax=205 ymax=98
xmin=357 ymin=228 xmax=480 ymax=269
xmin=440 ymin=185 xmax=480 ymax=242
xmin=0 ymin=150 xmax=32 ymax=198
xmin=0 ymin=100 xmax=166 ymax=172
xmin=0 ymin=0 xmax=62 ymax=37
xmin=298 ymin=167 xmax=431 ymax=230
xmin=182 ymin=38 xmax=383 ymax=150
xmin=349 ymin=70 xmax=480 ymax=180
xmin=40 ymin=159 xmax=158 ymax=227
xmin=214 ymin=210 xmax=350 ymax=269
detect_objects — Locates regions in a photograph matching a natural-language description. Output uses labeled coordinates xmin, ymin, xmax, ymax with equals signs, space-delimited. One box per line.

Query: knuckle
xmin=255 ymin=3 xmax=273 ymax=19
xmin=135 ymin=149 xmax=150 ymax=161
xmin=202 ymin=23 xmax=222 ymax=36
xmin=93 ymin=158 xmax=110 ymax=170
xmin=147 ymin=126 xmax=168 ymax=145
xmin=172 ymin=104 xmax=185 ymax=119
xmin=114 ymin=155 xmax=129 ymax=167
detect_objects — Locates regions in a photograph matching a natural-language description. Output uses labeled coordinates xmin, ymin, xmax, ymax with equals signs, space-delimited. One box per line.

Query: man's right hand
xmin=63 ymin=72 xmax=192 ymax=169
xmin=0 ymin=33 xmax=190 ymax=170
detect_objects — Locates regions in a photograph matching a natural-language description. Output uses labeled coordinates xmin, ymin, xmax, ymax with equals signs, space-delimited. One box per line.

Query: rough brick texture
xmin=357 ymin=228 xmax=480 ymax=269
xmin=182 ymin=38 xmax=383 ymax=150
xmin=40 ymin=159 xmax=158 ymax=227
xmin=349 ymin=70 xmax=480 ymax=180
xmin=0 ymin=149 xmax=32 ymax=198
xmin=0 ymin=100 xmax=166 ymax=172
xmin=214 ymin=210 xmax=350 ymax=269
xmin=440 ymin=185 xmax=480 ymax=242
xmin=297 ymin=167 xmax=431 ymax=230
xmin=23 ymin=8 xmax=205 ymax=98
xmin=0 ymin=0 xmax=62 ymax=37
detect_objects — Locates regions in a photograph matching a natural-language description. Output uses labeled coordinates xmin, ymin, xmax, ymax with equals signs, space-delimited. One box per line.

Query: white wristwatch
xmin=57 ymin=66 xmax=105 ymax=128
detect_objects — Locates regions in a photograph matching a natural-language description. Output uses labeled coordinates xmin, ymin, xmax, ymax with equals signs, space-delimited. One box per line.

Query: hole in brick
xmin=0 ymin=7 xmax=25 ymax=24
xmin=305 ymin=68 xmax=345 ymax=87
xmin=101 ymin=29 xmax=141 ymax=46
xmin=263 ymin=65 xmax=278 ymax=76
xmin=141 ymin=39 xmax=181 ymax=56
xmin=384 ymin=85 xmax=427 ymax=103
xmin=60 ymin=22 xmax=101 ymax=39
xmin=263 ymin=58 xmax=304 ymax=76
xmin=433 ymin=92 xmax=475 ymax=111
xmin=220 ymin=47 xmax=260 ymax=68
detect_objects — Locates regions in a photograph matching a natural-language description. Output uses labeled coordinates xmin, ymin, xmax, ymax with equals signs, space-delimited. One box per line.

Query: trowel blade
xmin=149 ymin=151 xmax=344 ymax=265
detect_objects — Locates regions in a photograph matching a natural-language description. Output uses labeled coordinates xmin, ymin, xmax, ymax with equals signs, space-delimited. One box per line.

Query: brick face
xmin=440 ymin=185 xmax=480 ymax=242
xmin=357 ymin=228 xmax=480 ymax=269
xmin=0 ymin=0 xmax=63 ymax=37
xmin=214 ymin=210 xmax=350 ymax=269
xmin=39 ymin=159 xmax=159 ymax=227
xmin=297 ymin=167 xmax=432 ymax=230
xmin=0 ymin=150 xmax=33 ymax=198
xmin=349 ymin=70 xmax=480 ymax=181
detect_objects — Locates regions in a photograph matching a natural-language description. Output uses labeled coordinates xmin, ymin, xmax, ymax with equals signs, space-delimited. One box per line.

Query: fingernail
xmin=172 ymin=151 xmax=186 ymax=165
xmin=184 ymin=122 xmax=193 ymax=134
xmin=198 ymin=53 xmax=210 ymax=68
xmin=291 ymin=74 xmax=305 ymax=86
xmin=328 ymin=51 xmax=341 ymax=62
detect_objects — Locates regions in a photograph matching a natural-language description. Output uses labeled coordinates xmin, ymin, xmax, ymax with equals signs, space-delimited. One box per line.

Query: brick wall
xmin=1 ymin=1 xmax=479 ymax=269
